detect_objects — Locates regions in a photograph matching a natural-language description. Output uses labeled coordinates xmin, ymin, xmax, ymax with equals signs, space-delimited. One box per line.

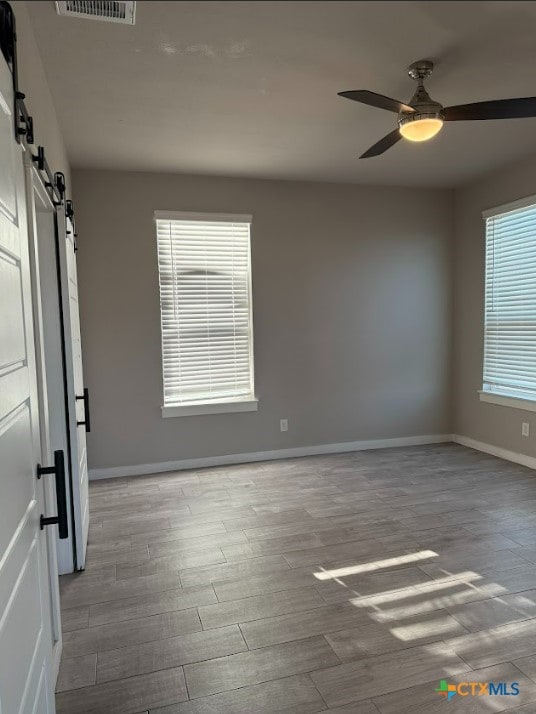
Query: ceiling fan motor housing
xmin=399 ymin=61 xmax=444 ymax=131
xmin=398 ymin=104 xmax=444 ymax=130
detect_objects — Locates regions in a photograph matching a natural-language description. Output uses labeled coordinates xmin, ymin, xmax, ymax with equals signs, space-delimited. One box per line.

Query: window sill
xmin=479 ymin=390 xmax=536 ymax=413
xmin=162 ymin=398 xmax=258 ymax=418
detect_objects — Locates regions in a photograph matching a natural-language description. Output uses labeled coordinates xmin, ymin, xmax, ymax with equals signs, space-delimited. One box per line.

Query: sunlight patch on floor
xmin=390 ymin=614 xmax=465 ymax=641
xmin=350 ymin=571 xmax=484 ymax=608
xmin=313 ymin=550 xmax=438 ymax=580
xmin=365 ymin=582 xmax=509 ymax=622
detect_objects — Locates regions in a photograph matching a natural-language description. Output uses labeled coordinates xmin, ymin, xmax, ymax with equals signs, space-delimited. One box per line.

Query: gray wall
xmin=454 ymin=153 xmax=536 ymax=456
xmin=14 ymin=1 xmax=70 ymax=186
xmin=73 ymin=169 xmax=454 ymax=471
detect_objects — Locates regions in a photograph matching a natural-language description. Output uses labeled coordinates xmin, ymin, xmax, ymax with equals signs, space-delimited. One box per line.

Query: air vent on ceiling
xmin=55 ymin=1 xmax=136 ymax=25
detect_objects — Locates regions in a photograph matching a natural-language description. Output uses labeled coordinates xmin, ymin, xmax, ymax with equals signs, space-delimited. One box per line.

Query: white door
xmin=26 ymin=171 xmax=74 ymax=576
xmin=0 ymin=52 xmax=58 ymax=714
xmin=57 ymin=212 xmax=89 ymax=569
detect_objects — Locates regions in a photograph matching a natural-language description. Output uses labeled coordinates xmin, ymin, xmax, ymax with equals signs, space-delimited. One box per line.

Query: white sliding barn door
xmin=57 ymin=213 xmax=89 ymax=569
xmin=26 ymin=174 xmax=73 ymax=576
xmin=0 ymin=52 xmax=58 ymax=714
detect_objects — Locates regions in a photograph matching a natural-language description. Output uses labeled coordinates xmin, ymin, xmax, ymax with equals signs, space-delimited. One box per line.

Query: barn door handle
xmin=37 ymin=450 xmax=68 ymax=539
xmin=76 ymin=387 xmax=91 ymax=432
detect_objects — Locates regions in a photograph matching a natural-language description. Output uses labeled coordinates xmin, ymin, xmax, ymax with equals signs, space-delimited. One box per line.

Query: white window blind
xmin=483 ymin=199 xmax=536 ymax=401
xmin=155 ymin=212 xmax=255 ymax=407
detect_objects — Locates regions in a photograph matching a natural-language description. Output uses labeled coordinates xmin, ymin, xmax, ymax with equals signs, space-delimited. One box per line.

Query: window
xmin=481 ymin=197 xmax=536 ymax=410
xmin=155 ymin=211 xmax=256 ymax=417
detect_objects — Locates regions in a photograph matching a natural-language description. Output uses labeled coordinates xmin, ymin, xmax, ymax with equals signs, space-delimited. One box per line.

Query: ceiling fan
xmin=339 ymin=60 xmax=536 ymax=159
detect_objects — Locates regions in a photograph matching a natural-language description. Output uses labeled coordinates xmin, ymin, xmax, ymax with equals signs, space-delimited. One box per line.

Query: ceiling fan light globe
xmin=399 ymin=116 xmax=443 ymax=142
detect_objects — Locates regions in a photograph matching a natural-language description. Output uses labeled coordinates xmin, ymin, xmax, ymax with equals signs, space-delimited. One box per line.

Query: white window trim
xmin=479 ymin=390 xmax=536 ymax=413
xmin=482 ymin=193 xmax=536 ymax=220
xmin=155 ymin=210 xmax=256 ymax=417
xmin=154 ymin=210 xmax=253 ymax=223
xmin=481 ymin=197 xmax=536 ymax=408
xmin=162 ymin=398 xmax=258 ymax=418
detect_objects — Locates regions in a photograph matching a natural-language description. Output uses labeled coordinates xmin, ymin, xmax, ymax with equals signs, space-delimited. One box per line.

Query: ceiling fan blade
xmin=360 ymin=129 xmax=402 ymax=159
xmin=339 ymin=90 xmax=413 ymax=114
xmin=444 ymin=97 xmax=536 ymax=121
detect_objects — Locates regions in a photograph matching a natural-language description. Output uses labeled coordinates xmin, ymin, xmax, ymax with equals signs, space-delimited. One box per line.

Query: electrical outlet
xmin=280 ymin=419 xmax=288 ymax=432
xmin=522 ymin=422 xmax=530 ymax=437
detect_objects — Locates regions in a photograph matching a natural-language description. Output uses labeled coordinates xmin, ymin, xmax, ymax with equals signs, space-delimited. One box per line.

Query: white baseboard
xmin=89 ymin=433 xmax=454 ymax=480
xmin=453 ymin=434 xmax=536 ymax=470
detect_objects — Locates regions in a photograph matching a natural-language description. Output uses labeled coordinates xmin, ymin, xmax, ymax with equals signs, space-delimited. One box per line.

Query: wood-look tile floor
xmin=55 ymin=444 xmax=536 ymax=713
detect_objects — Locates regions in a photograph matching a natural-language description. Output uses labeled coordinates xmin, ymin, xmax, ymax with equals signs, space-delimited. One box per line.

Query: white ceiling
xmin=27 ymin=1 xmax=536 ymax=187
